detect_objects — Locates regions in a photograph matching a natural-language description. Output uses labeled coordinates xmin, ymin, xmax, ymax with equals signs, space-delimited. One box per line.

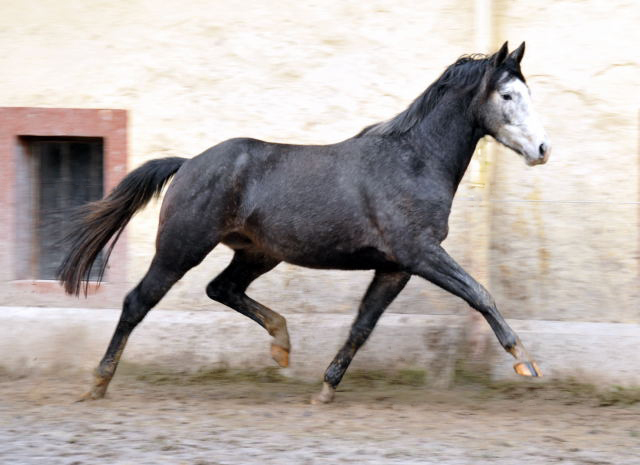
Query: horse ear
xmin=492 ymin=41 xmax=509 ymax=67
xmin=510 ymin=41 xmax=525 ymax=65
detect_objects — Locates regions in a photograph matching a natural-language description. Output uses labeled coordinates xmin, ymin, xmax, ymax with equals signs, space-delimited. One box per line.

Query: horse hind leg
xmin=77 ymin=260 xmax=181 ymax=400
xmin=78 ymin=236 xmax=218 ymax=401
xmin=206 ymin=250 xmax=290 ymax=367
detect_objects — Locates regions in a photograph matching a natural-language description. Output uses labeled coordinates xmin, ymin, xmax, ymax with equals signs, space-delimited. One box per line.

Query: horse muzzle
xmin=525 ymin=139 xmax=551 ymax=166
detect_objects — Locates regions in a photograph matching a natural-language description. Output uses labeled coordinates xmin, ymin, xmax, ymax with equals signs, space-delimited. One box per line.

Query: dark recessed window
xmin=23 ymin=137 xmax=104 ymax=279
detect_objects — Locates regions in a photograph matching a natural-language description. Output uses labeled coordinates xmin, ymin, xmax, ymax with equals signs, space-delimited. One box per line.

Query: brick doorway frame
xmin=0 ymin=107 xmax=127 ymax=296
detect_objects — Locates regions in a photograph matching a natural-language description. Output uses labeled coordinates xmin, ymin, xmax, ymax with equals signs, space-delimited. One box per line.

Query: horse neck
xmin=409 ymin=91 xmax=483 ymax=191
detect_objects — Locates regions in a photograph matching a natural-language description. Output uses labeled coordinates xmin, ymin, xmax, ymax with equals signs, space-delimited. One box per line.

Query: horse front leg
xmin=409 ymin=243 xmax=541 ymax=378
xmin=311 ymin=270 xmax=410 ymax=404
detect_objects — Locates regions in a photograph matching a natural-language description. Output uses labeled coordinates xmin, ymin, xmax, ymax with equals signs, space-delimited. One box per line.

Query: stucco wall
xmin=0 ymin=0 xmax=637 ymax=324
xmin=488 ymin=0 xmax=640 ymax=322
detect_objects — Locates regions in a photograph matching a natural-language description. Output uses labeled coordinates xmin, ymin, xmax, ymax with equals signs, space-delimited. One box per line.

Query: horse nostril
xmin=538 ymin=142 xmax=547 ymax=157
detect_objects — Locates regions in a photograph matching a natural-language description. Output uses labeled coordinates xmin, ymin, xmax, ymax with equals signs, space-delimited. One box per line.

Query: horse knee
xmin=470 ymin=287 xmax=498 ymax=318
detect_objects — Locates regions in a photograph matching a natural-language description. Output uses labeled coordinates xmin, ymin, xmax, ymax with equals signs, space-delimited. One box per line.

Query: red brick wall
xmin=0 ymin=107 xmax=127 ymax=302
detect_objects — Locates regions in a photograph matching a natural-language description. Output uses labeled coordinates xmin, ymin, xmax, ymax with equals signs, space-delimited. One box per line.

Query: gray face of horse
xmin=479 ymin=42 xmax=551 ymax=166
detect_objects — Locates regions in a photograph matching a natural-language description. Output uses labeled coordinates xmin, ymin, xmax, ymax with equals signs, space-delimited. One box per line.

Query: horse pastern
xmin=310 ymin=382 xmax=335 ymax=405
xmin=270 ymin=343 xmax=290 ymax=368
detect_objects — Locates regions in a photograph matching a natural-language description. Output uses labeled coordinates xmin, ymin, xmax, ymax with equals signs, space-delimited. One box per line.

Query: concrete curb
xmin=1 ymin=307 xmax=639 ymax=386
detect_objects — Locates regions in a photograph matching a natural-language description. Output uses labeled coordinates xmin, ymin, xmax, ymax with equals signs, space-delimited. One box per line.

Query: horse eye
xmin=501 ymin=94 xmax=512 ymax=101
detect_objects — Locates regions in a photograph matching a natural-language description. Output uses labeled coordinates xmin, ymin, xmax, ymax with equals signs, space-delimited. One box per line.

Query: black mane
xmin=356 ymin=52 xmax=521 ymax=138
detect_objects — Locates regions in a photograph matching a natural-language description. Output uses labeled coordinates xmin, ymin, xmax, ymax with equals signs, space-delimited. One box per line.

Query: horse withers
xmin=59 ymin=41 xmax=551 ymax=403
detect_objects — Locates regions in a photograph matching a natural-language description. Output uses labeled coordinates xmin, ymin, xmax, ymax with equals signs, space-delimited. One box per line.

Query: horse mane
xmin=356 ymin=53 xmax=497 ymax=138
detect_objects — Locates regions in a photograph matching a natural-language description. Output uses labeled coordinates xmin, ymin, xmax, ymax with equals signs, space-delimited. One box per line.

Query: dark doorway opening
xmin=23 ymin=137 xmax=104 ymax=279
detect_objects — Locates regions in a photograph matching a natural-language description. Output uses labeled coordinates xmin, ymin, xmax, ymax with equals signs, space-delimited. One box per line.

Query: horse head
xmin=475 ymin=41 xmax=551 ymax=166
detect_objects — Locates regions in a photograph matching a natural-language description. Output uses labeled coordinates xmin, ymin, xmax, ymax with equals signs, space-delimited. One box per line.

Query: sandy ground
xmin=1 ymin=367 xmax=639 ymax=465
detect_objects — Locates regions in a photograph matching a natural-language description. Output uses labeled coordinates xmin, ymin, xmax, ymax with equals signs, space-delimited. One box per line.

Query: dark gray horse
xmin=59 ymin=41 xmax=551 ymax=403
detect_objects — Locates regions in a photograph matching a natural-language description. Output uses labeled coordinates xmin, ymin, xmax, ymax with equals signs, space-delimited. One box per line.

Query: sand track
xmin=2 ymin=369 xmax=639 ymax=465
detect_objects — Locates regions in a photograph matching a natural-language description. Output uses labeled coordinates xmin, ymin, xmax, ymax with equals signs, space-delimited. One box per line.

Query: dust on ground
xmin=1 ymin=366 xmax=639 ymax=465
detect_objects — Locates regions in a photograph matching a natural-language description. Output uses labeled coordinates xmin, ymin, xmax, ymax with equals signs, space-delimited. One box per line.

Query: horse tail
xmin=58 ymin=156 xmax=187 ymax=296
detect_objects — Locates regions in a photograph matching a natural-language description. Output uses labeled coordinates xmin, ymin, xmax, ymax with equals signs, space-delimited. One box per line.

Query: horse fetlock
xmin=267 ymin=317 xmax=290 ymax=348
xmin=506 ymin=338 xmax=527 ymax=359
xmin=498 ymin=331 xmax=518 ymax=352
xmin=310 ymin=382 xmax=335 ymax=405
xmin=94 ymin=361 xmax=116 ymax=377
xmin=75 ymin=377 xmax=110 ymax=402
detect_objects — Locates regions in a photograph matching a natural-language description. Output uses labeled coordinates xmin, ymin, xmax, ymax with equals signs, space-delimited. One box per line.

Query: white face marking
xmin=489 ymin=75 xmax=551 ymax=166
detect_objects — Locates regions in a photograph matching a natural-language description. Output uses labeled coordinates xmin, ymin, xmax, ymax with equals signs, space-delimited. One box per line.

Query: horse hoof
xmin=75 ymin=377 xmax=109 ymax=402
xmin=270 ymin=343 xmax=290 ymax=368
xmin=74 ymin=390 xmax=104 ymax=403
xmin=513 ymin=361 xmax=542 ymax=377
xmin=310 ymin=382 xmax=335 ymax=405
xmin=74 ymin=392 xmax=91 ymax=403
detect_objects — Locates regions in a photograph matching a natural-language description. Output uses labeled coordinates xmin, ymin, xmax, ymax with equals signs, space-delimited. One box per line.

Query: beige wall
xmin=0 ymin=0 xmax=637 ymax=323
xmin=488 ymin=0 xmax=640 ymax=322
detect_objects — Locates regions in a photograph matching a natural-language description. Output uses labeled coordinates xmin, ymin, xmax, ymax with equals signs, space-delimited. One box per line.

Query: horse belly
xmin=278 ymin=243 xmax=399 ymax=271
